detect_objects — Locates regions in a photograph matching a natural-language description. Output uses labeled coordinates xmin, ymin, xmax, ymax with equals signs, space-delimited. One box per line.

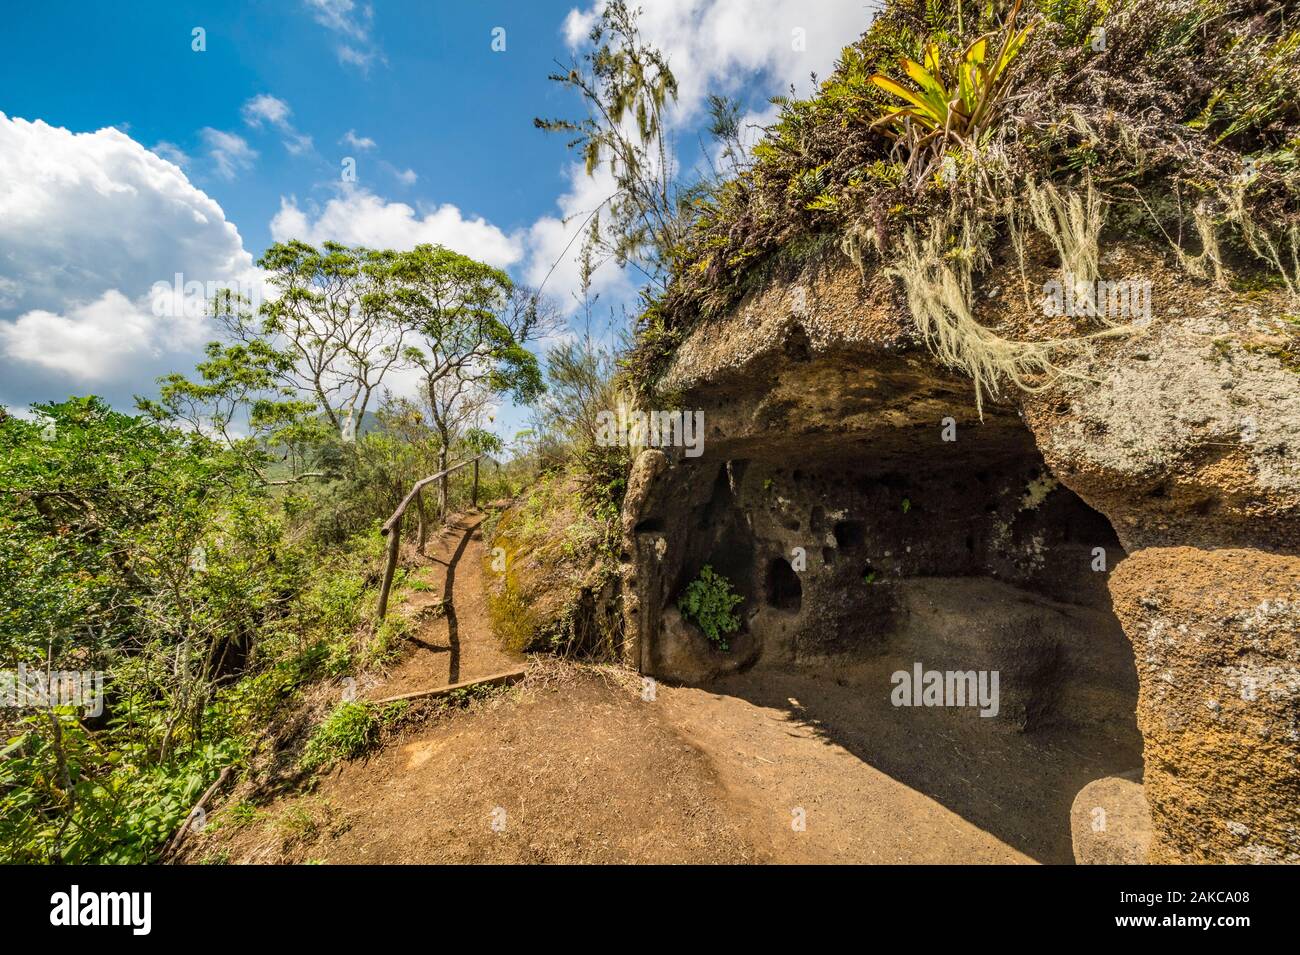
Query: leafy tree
xmin=536 ymin=0 xmax=684 ymax=290
xmin=137 ymin=334 xmax=325 ymax=484
xmin=231 ymin=241 xmax=411 ymax=441
xmin=394 ymin=244 xmax=547 ymax=513
xmin=0 ymin=395 xmax=383 ymax=862
xmin=0 ymin=397 xmax=254 ymax=667
xmin=462 ymin=427 xmax=505 ymax=457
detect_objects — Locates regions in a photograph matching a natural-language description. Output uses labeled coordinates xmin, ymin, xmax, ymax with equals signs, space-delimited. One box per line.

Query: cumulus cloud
xmin=523 ymin=163 xmax=632 ymax=313
xmin=270 ymin=188 xmax=522 ymax=268
xmin=0 ymin=290 xmax=202 ymax=381
xmin=0 ymin=113 xmax=255 ymax=401
xmin=525 ymin=1 xmax=870 ymax=316
xmin=562 ymin=0 xmax=870 ymax=116
xmin=0 ymin=278 xmax=21 ymax=310
xmin=200 ymin=127 xmax=257 ymax=180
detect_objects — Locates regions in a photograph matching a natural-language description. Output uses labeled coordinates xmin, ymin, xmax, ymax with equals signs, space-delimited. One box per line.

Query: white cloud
xmin=241 ymin=93 xmax=292 ymax=129
xmin=337 ymin=44 xmax=378 ymax=70
xmin=200 ymin=127 xmax=257 ymax=180
xmin=374 ymin=159 xmax=417 ymax=185
xmin=305 ymin=0 xmax=372 ymax=39
xmin=284 ymin=131 xmax=315 ymax=156
xmin=0 ymin=278 xmax=21 ymax=310
xmin=523 ymin=163 xmax=631 ymax=313
xmin=241 ymin=94 xmax=315 ymax=158
xmin=527 ymin=1 xmax=870 ymax=316
xmin=270 ymin=188 xmax=522 ymax=268
xmin=0 ymin=290 xmax=204 ymax=381
xmin=0 ymin=113 xmax=255 ymax=393
xmin=151 ymin=141 xmax=190 ymax=168
xmin=304 ymin=0 xmax=383 ymax=71
xmin=562 ymin=0 xmax=870 ymax=116
xmin=341 ymin=129 xmax=376 ymax=151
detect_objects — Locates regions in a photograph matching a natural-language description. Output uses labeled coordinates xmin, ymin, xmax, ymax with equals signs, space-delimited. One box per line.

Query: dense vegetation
xmin=0 ymin=240 xmax=541 ymax=863
xmin=626 ymin=0 xmax=1300 ymax=390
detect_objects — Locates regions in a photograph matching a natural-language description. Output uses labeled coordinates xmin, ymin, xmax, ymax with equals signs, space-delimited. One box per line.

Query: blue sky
xmin=0 ymin=0 xmax=873 ymax=439
xmin=2 ymin=1 xmax=584 ymax=252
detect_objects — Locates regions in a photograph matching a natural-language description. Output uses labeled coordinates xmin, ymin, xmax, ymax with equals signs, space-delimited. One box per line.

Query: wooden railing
xmin=375 ymin=455 xmax=482 ymax=620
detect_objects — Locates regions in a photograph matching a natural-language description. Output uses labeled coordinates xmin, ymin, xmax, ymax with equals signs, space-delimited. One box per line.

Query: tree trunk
xmin=472 ymin=458 xmax=480 ymax=510
xmin=437 ymin=441 xmax=449 ymax=521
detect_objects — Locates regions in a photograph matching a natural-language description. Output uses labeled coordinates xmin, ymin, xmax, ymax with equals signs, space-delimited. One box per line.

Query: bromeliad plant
xmin=870 ymin=0 xmax=1037 ymax=181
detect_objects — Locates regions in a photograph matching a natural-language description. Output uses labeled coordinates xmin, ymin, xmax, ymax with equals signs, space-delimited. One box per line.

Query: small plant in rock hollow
xmin=677 ymin=565 xmax=744 ymax=651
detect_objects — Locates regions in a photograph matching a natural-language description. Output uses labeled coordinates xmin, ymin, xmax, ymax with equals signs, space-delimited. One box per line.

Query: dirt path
xmin=367 ymin=513 xmax=522 ymax=699
xmin=190 ymin=513 xmax=1113 ymax=865
xmin=657 ymin=679 xmax=1035 ymax=864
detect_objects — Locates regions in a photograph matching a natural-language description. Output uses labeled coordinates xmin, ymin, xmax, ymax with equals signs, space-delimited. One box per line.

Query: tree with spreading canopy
xmin=394 ymin=244 xmax=547 ymax=514
xmin=229 ymin=241 xmax=412 ymax=442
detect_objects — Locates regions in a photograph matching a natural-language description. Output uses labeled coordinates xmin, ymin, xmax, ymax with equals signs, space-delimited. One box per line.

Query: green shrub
xmin=677 ymin=565 xmax=744 ymax=651
xmin=224 ymin=801 xmax=260 ymax=828
xmin=298 ymin=701 xmax=378 ymax=772
xmin=0 ymin=711 xmax=244 ymax=864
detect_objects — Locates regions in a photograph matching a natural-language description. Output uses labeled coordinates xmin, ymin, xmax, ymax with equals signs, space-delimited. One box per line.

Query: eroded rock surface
xmin=624 ymin=254 xmax=1299 ymax=863
xmin=1070 ymin=771 xmax=1152 ymax=865
xmin=1110 ymin=547 xmax=1300 ymax=863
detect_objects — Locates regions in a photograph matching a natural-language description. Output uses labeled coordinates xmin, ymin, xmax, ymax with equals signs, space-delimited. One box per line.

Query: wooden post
xmin=415 ymin=488 xmax=427 ymax=555
xmin=376 ymin=513 xmax=402 ymax=620
xmin=437 ymin=448 xmax=448 ymax=522
xmin=472 ymin=458 xmax=480 ymax=510
xmin=374 ymin=456 xmax=481 ymax=621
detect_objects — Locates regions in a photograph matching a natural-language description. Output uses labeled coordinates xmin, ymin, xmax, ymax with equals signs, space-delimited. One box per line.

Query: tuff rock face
xmin=1109 ymin=548 xmax=1299 ymax=863
xmin=621 ymin=252 xmax=1299 ymax=863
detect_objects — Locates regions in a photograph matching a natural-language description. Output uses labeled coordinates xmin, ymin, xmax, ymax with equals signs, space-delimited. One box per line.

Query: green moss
xmin=1243 ymin=340 xmax=1300 ymax=375
xmin=487 ymin=575 xmax=543 ymax=653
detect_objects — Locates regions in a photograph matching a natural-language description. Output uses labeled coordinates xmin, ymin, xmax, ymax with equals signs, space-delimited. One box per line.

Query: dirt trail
xmin=366 ymin=513 xmax=522 ymax=698
xmin=659 ymin=678 xmax=1038 ymax=864
xmin=191 ymin=512 xmax=1090 ymax=865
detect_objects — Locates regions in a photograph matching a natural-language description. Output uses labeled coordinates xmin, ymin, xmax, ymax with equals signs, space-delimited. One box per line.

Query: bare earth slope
xmin=189 ymin=512 xmax=1069 ymax=865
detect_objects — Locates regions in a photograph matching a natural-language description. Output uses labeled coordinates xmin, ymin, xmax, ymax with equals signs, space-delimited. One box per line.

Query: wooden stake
xmin=370 ymin=667 xmax=525 ymax=705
